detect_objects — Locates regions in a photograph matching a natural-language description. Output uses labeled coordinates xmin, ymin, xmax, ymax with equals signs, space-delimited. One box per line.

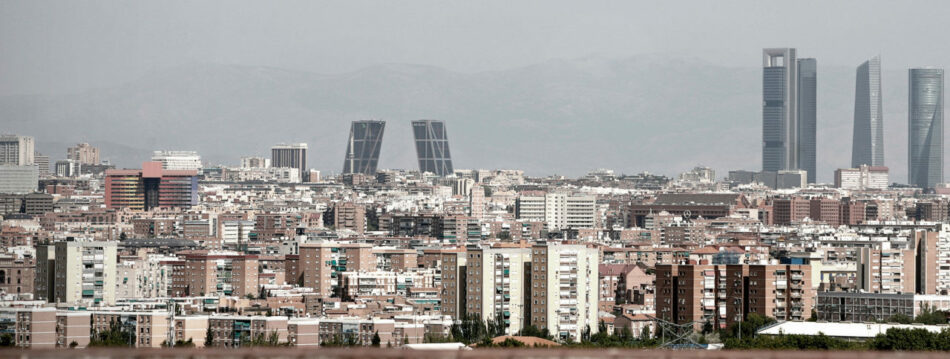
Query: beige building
xmin=466 ymin=244 xmax=531 ymax=335
xmin=529 ymin=242 xmax=600 ymax=341
xmin=51 ymin=240 xmax=118 ymax=305
xmin=298 ymin=243 xmax=374 ymax=298
xmin=66 ymin=143 xmax=100 ymax=165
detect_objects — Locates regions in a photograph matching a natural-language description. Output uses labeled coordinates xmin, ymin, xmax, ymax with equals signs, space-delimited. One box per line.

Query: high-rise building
xmin=762 ymin=49 xmax=816 ymax=183
xmin=0 ymin=134 xmax=34 ymax=166
xmin=465 ymin=244 xmax=532 ymax=335
xmin=908 ymin=68 xmax=944 ymax=189
xmin=852 ymin=56 xmax=885 ymax=167
xmin=343 ymin=120 xmax=385 ymax=175
xmin=151 ymin=151 xmax=202 ymax=171
xmin=104 ymin=162 xmax=198 ymax=211
xmin=529 ymin=243 xmax=599 ymax=342
xmin=656 ymin=264 xmax=813 ymax=328
xmin=271 ymin=143 xmax=307 ymax=181
xmin=797 ymin=58 xmax=817 ymax=183
xmin=33 ymin=152 xmax=49 ymax=177
xmin=762 ymin=48 xmax=798 ymax=173
xmin=66 ymin=143 xmax=100 ymax=165
xmin=411 ymin=120 xmax=453 ymax=176
xmin=46 ymin=240 xmax=118 ymax=305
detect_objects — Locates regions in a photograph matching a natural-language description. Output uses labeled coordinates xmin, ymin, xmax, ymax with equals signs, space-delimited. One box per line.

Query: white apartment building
xmin=52 ymin=240 xmax=118 ymax=305
xmin=515 ymin=193 xmax=596 ymax=230
xmin=116 ymin=254 xmax=177 ymax=299
xmin=529 ymin=243 xmax=599 ymax=341
xmin=221 ymin=220 xmax=255 ymax=245
xmin=465 ymin=245 xmax=532 ymax=335
xmin=152 ymin=151 xmax=202 ymax=171
xmin=834 ymin=165 xmax=889 ymax=190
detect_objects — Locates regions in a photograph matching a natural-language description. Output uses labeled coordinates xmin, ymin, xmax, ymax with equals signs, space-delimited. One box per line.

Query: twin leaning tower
xmin=343 ymin=120 xmax=454 ymax=177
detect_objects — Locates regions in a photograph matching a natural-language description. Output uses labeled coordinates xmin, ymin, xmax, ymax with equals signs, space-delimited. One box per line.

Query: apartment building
xmin=298 ymin=243 xmax=375 ymax=298
xmin=373 ymin=249 xmax=418 ymax=272
xmin=339 ymin=270 xmax=435 ymax=301
xmin=207 ymin=315 xmax=288 ymax=348
xmin=657 ymin=264 xmax=814 ymax=328
xmin=47 ymin=240 xmax=118 ymax=305
xmin=465 ymin=244 xmax=532 ymax=335
xmin=529 ymin=243 xmax=600 ymax=341
xmin=172 ymin=251 xmax=259 ymax=298
xmin=857 ymin=246 xmax=916 ymax=294
xmin=516 ymin=193 xmax=597 ymax=230
xmin=92 ymin=311 xmax=169 ymax=348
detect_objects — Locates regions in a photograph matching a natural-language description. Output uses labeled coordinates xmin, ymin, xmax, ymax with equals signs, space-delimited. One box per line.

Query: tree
xmin=371 ymin=331 xmax=381 ymax=347
xmin=0 ymin=333 xmax=14 ymax=347
xmin=914 ymin=305 xmax=948 ymax=325
xmin=119 ymin=232 xmax=128 ymax=241
xmin=89 ymin=319 xmax=136 ymax=347
xmin=204 ymin=327 xmax=214 ymax=348
xmin=885 ymin=313 xmax=913 ymax=324
xmin=69 ymin=341 xmax=78 ymax=348
xmin=721 ymin=313 xmax=775 ymax=341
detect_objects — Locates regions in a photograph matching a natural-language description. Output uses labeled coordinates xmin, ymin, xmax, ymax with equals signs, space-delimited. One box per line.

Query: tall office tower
xmin=529 ymin=243 xmax=600 ymax=342
xmin=412 ymin=120 xmax=453 ymax=176
xmin=271 ymin=143 xmax=307 ymax=181
xmin=343 ymin=120 xmax=385 ymax=175
xmin=852 ymin=56 xmax=885 ymax=167
xmin=465 ymin=245 xmax=532 ymax=335
xmin=66 ymin=143 xmax=100 ymax=165
xmin=151 ymin=150 xmax=202 ymax=171
xmin=0 ymin=134 xmax=34 ymax=166
xmin=104 ymin=162 xmax=198 ymax=210
xmin=797 ymin=58 xmax=817 ymax=183
xmin=762 ymin=48 xmax=798 ymax=173
xmin=908 ymin=68 xmax=944 ymax=189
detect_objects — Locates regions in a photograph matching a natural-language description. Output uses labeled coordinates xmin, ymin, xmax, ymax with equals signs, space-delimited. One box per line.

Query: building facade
xmin=852 ymin=56 xmax=885 ymax=168
xmin=908 ymin=68 xmax=944 ymax=189
xmin=411 ymin=120 xmax=453 ymax=176
xmin=343 ymin=120 xmax=385 ymax=175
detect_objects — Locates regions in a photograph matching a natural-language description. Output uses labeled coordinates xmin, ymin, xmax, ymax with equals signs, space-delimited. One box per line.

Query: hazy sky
xmin=3 ymin=0 xmax=950 ymax=95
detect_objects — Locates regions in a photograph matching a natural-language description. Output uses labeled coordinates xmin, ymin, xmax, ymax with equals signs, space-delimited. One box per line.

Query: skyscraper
xmin=852 ymin=56 xmax=885 ymax=168
xmin=271 ymin=143 xmax=308 ymax=181
xmin=797 ymin=58 xmax=817 ymax=183
xmin=908 ymin=68 xmax=944 ymax=189
xmin=762 ymin=48 xmax=798 ymax=173
xmin=342 ymin=120 xmax=385 ymax=175
xmin=411 ymin=120 xmax=453 ymax=176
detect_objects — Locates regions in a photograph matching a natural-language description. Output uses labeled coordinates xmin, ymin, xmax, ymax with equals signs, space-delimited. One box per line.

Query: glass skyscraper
xmin=342 ymin=120 xmax=386 ymax=175
xmin=797 ymin=58 xmax=817 ymax=184
xmin=762 ymin=48 xmax=798 ymax=174
xmin=851 ymin=56 xmax=884 ymax=168
xmin=908 ymin=68 xmax=944 ymax=189
xmin=412 ymin=120 xmax=453 ymax=176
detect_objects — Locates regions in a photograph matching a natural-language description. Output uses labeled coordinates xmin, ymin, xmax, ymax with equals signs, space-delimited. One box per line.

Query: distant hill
xmin=0 ymin=56 xmax=920 ymax=182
